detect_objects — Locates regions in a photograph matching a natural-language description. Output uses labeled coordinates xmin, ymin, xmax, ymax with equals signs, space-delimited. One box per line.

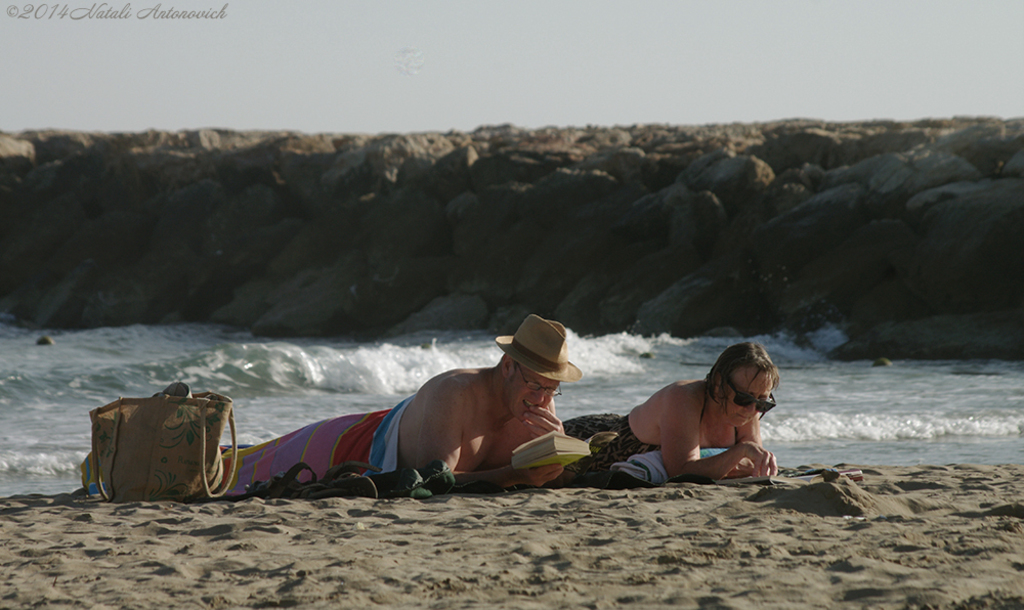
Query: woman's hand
xmin=735 ymin=441 xmax=777 ymax=477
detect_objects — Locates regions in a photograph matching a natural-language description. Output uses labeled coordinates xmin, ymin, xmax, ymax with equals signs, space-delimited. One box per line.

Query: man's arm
xmin=400 ymin=371 xmax=565 ymax=488
xmin=402 ymin=375 xmax=477 ymax=471
xmin=411 ymin=409 xmax=564 ymax=488
xmin=452 ymin=464 xmax=564 ymax=487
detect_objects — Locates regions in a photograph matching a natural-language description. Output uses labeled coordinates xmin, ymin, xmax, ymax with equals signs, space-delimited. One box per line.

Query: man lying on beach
xmin=222 ymin=314 xmax=582 ymax=493
xmin=564 ymin=342 xmax=779 ymax=483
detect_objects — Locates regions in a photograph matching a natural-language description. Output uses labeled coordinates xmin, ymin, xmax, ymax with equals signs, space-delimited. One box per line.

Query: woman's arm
xmin=656 ymin=384 xmax=776 ymax=479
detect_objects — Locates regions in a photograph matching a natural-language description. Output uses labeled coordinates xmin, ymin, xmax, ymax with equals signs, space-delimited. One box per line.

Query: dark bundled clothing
xmin=563 ymin=413 xmax=658 ymax=474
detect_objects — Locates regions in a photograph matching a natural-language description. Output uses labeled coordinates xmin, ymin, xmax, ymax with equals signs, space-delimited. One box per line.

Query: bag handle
xmin=219 ymin=409 xmax=239 ymax=494
xmin=198 ymin=401 xmax=239 ymax=499
xmin=90 ymin=401 xmax=122 ymax=502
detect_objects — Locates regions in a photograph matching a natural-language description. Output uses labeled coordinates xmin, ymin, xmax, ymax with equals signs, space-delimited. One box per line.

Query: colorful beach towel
xmin=221 ymin=396 xmax=413 ymax=496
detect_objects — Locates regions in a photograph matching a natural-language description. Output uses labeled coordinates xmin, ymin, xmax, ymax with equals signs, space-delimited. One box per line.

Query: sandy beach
xmin=2 ymin=464 xmax=1023 ymax=609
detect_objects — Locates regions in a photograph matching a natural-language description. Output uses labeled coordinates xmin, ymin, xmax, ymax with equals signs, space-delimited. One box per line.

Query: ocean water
xmin=1 ymin=321 xmax=1021 ymax=497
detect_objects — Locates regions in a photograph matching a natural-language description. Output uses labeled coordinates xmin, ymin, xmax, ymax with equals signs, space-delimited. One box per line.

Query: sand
xmin=2 ymin=464 xmax=1023 ymax=609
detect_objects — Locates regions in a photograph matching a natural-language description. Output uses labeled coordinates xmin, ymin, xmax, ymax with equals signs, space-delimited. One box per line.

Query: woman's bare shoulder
xmin=633 ymin=379 xmax=704 ymax=417
xmin=657 ymin=379 xmax=704 ymax=402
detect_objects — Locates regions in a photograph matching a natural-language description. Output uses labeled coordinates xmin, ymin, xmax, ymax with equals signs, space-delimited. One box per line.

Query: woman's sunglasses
xmin=727 ymin=379 xmax=776 ymax=415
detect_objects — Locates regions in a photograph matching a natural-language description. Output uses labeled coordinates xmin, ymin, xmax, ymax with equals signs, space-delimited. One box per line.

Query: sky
xmin=2 ymin=0 xmax=1022 ymax=135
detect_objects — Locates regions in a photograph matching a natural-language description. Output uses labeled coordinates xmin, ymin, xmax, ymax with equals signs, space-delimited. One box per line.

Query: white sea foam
xmin=763 ymin=411 xmax=1024 ymax=442
xmin=0 ymin=450 xmax=84 ymax=477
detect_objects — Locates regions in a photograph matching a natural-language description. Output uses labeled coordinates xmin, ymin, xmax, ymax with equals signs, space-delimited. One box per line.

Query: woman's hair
xmin=704 ymin=342 xmax=779 ymax=402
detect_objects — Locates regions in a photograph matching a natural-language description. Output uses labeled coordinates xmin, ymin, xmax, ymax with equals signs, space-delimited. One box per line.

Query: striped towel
xmin=222 ymin=396 xmax=413 ymax=496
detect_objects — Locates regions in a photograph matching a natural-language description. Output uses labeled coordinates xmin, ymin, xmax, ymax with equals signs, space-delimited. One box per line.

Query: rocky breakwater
xmin=1 ymin=118 xmax=1022 ymax=360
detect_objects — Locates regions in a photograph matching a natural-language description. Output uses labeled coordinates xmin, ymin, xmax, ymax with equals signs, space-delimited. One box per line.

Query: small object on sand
xmin=872 ymin=357 xmax=892 ymax=367
xmin=36 ymin=336 xmax=54 ymax=346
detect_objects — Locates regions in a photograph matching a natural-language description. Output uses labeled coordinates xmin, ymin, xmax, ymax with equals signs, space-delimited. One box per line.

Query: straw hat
xmin=495 ymin=314 xmax=582 ymax=382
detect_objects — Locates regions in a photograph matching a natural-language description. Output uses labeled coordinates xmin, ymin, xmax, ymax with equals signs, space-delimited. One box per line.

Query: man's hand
xmin=517 ymin=463 xmax=564 ymax=486
xmin=521 ymin=403 xmax=564 ymax=437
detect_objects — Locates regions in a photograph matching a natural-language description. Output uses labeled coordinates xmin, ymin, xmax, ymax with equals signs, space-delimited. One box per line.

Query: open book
xmin=511 ymin=431 xmax=592 ymax=469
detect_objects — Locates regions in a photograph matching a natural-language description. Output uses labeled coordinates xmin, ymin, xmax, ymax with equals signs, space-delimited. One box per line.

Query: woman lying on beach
xmin=563 ymin=342 xmax=779 ymax=483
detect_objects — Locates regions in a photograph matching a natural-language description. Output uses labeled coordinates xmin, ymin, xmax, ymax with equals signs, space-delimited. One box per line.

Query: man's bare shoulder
xmin=421 ymin=367 xmax=488 ymax=390
xmin=413 ymin=367 xmax=492 ymax=411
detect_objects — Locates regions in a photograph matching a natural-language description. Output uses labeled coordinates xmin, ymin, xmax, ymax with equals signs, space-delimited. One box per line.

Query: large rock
xmin=277 ymin=150 xmax=343 ymax=218
xmin=209 ymin=278 xmax=277 ymax=329
xmin=750 ymin=183 xmax=868 ymax=302
xmin=469 ymin=150 xmax=563 ymax=191
xmin=777 ymin=220 xmax=921 ymax=328
xmin=760 ymin=167 xmax=816 ymax=217
xmin=385 ymin=293 xmax=489 ymax=336
xmin=574 ymin=147 xmax=646 ymax=184
xmin=246 ymin=252 xmax=452 ymax=338
xmin=632 ymin=254 xmax=771 ymax=338
xmin=632 ymin=273 xmax=714 ymax=337
xmin=903 ymin=180 xmax=994 ymax=227
xmin=613 ymin=182 xmax=727 ymax=259
xmin=514 ymin=168 xmax=620 ymax=219
xmin=1001 ymin=149 xmax=1024 ymax=177
xmin=0 ymin=192 xmax=89 ymax=294
xmin=212 ymin=138 xmax=291 ymax=194
xmin=2 ymin=120 xmax=1022 ymax=360
xmin=747 ymin=127 xmax=847 ymax=173
xmin=448 ymin=169 xmax=622 ymax=310
xmin=846 ymin=278 xmax=931 ymax=338
xmin=903 ymin=178 xmax=1024 ymax=315
xmin=669 ymin=190 xmax=728 ymax=259
xmin=357 ymin=188 xmax=449 ymax=262
xmin=19 ymin=130 xmax=94 ymax=164
xmin=820 ymin=150 xmax=982 ymax=218
xmin=45 ymin=210 xmax=157 ymax=280
xmin=851 ymin=126 xmax=934 ymax=161
xmin=250 ymin=264 xmax=362 ymax=337
xmin=832 ymin=310 xmax=1024 ymax=360
xmin=31 ymin=260 xmax=100 ymax=328
xmin=417 ymin=145 xmax=478 ymax=203
xmin=926 ymin=122 xmax=1024 ymax=177
xmin=361 ymin=133 xmax=456 ymax=184
xmin=0 ymin=135 xmax=35 ymax=184
xmin=556 ymin=241 xmax=705 ymax=336
xmin=677 ymin=150 xmax=775 ymax=219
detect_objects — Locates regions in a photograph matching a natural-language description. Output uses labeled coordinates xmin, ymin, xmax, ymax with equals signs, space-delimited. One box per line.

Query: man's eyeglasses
xmin=515 ymin=363 xmax=561 ymax=397
xmin=727 ymin=378 xmax=776 ymax=415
